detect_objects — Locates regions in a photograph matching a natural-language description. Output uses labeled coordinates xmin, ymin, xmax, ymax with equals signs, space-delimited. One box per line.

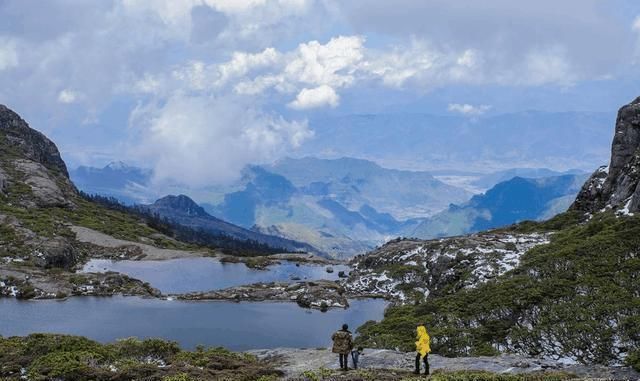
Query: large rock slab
xmin=247 ymin=347 xmax=640 ymax=380
xmin=12 ymin=159 xmax=74 ymax=207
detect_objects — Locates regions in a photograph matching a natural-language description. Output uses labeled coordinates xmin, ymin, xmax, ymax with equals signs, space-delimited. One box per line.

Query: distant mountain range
xmin=71 ymin=158 xmax=472 ymax=257
xmin=301 ymin=111 xmax=613 ymax=172
xmin=411 ymin=174 xmax=589 ymax=239
xmin=70 ymin=158 xmax=588 ymax=257
xmin=71 ymin=161 xmax=153 ymax=205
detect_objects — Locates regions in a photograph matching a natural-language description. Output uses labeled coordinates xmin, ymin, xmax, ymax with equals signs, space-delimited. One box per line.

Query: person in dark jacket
xmin=331 ymin=324 xmax=353 ymax=370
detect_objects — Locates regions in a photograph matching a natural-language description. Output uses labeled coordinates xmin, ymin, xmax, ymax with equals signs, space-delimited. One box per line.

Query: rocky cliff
xmin=0 ymin=105 xmax=77 ymax=208
xmin=572 ymin=96 xmax=640 ymax=214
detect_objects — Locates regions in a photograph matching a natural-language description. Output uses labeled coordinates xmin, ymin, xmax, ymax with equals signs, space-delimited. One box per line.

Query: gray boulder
xmin=32 ymin=237 xmax=79 ymax=269
xmin=0 ymin=166 xmax=7 ymax=195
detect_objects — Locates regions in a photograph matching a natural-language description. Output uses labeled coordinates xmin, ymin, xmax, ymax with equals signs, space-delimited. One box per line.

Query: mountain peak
xmin=572 ymin=96 xmax=640 ymax=214
xmin=105 ymin=161 xmax=131 ymax=171
xmin=152 ymin=194 xmax=208 ymax=217
xmin=0 ymin=104 xmax=70 ymax=178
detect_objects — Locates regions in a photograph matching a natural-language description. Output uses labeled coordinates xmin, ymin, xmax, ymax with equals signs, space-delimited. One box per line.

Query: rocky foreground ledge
xmin=247 ymin=348 xmax=640 ymax=380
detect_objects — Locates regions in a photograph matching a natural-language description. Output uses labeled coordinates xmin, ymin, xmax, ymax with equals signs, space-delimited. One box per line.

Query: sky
xmin=1 ymin=0 xmax=640 ymax=186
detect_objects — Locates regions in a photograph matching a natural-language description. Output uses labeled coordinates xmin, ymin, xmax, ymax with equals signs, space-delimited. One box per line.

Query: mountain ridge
xmin=143 ymin=194 xmax=316 ymax=254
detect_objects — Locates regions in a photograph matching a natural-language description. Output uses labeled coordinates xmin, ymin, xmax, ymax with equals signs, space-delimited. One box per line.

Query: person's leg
xmin=343 ymin=353 xmax=349 ymax=370
xmin=423 ymin=353 xmax=430 ymax=375
xmin=415 ymin=353 xmax=421 ymax=374
xmin=339 ymin=354 xmax=344 ymax=369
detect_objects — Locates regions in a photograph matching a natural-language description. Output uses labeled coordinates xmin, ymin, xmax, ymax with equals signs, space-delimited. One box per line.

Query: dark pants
xmin=415 ymin=353 xmax=429 ymax=374
xmin=339 ymin=353 xmax=349 ymax=369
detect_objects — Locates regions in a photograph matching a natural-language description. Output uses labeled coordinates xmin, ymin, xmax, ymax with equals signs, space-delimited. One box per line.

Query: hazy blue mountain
xmin=300 ymin=111 xmax=613 ymax=172
xmin=204 ymin=163 xmax=431 ymax=257
xmin=430 ymin=167 xmax=587 ymax=194
xmin=268 ymin=157 xmax=470 ymax=219
xmin=471 ymin=168 xmax=587 ymax=190
xmin=411 ymin=174 xmax=589 ymax=239
xmin=70 ymin=161 xmax=153 ymax=204
xmin=143 ymin=195 xmax=315 ymax=254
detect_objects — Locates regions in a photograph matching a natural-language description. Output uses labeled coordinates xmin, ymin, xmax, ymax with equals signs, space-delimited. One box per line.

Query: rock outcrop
xmin=0 ymin=104 xmax=77 ymax=207
xmin=175 ymin=280 xmax=349 ymax=310
xmin=247 ymin=348 xmax=640 ymax=380
xmin=572 ymin=96 xmax=640 ymax=214
xmin=0 ymin=105 xmax=69 ymax=177
xmin=346 ymin=232 xmax=550 ymax=302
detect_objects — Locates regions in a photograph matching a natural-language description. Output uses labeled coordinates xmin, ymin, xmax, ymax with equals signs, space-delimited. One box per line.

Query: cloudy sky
xmin=1 ymin=0 xmax=640 ymax=185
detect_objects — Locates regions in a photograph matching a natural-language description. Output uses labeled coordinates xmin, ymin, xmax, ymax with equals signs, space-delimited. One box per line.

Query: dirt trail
xmin=70 ymin=225 xmax=209 ymax=260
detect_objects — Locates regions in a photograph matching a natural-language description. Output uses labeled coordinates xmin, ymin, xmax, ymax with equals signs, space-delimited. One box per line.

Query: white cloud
xmin=132 ymin=94 xmax=313 ymax=186
xmin=132 ymin=73 xmax=163 ymax=94
xmin=284 ymin=35 xmax=364 ymax=88
xmin=448 ymin=103 xmax=492 ymax=116
xmin=217 ymin=47 xmax=281 ymax=85
xmin=363 ymin=41 xmax=440 ymax=87
xmin=0 ymin=39 xmax=19 ymax=70
xmin=519 ymin=46 xmax=575 ymax=86
xmin=232 ymin=35 xmax=365 ymax=99
xmin=633 ymin=15 xmax=640 ymax=32
xmin=57 ymin=89 xmax=80 ymax=104
xmin=167 ymin=35 xmax=364 ymax=107
xmin=288 ymin=85 xmax=339 ymax=109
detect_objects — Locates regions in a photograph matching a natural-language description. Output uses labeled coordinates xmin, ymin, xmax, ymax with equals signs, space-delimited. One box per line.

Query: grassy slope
xmin=356 ymin=212 xmax=640 ymax=370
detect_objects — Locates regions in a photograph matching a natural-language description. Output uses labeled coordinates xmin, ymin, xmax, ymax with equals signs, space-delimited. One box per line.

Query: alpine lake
xmin=0 ymin=257 xmax=387 ymax=350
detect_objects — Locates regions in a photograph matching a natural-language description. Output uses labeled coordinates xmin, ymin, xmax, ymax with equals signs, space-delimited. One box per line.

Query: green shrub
xmin=626 ymin=349 xmax=640 ymax=371
xmin=28 ymin=350 xmax=107 ymax=381
xmin=109 ymin=337 xmax=180 ymax=361
xmin=15 ymin=284 xmax=36 ymax=299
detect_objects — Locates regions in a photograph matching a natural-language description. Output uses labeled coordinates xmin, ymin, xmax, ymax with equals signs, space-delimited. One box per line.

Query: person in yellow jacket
xmin=414 ymin=323 xmax=431 ymax=375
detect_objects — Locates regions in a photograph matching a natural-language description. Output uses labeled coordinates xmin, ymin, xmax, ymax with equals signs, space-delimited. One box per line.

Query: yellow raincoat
xmin=415 ymin=326 xmax=431 ymax=358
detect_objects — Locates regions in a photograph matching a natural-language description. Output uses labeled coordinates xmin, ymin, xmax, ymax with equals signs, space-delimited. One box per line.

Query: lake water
xmin=0 ymin=297 xmax=387 ymax=350
xmin=81 ymin=258 xmax=351 ymax=293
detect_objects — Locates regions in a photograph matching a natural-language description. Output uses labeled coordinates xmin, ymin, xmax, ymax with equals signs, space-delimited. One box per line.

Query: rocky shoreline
xmin=173 ymin=280 xmax=351 ymax=310
xmin=0 ymin=264 xmax=161 ymax=299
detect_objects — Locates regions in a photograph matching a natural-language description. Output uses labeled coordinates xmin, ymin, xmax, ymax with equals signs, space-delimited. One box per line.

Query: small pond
xmin=81 ymin=258 xmax=350 ymax=293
